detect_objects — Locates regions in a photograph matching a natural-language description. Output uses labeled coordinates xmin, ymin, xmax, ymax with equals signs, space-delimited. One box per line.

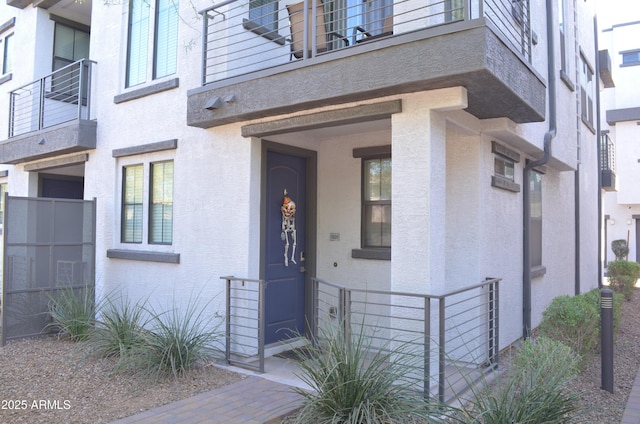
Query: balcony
xmin=187 ymin=0 xmax=545 ymax=129
xmin=0 ymin=59 xmax=97 ymax=165
xmin=600 ymin=132 xmax=616 ymax=191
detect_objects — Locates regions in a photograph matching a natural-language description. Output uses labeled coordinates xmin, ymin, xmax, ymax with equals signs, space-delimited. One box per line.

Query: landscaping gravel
xmin=1 ymin=287 xmax=639 ymax=424
xmin=0 ymin=338 xmax=245 ymax=423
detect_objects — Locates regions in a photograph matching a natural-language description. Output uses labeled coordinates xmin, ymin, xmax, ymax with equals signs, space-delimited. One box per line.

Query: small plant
xmin=86 ymin=294 xmax=150 ymax=361
xmin=46 ymin=285 xmax=96 ymax=342
xmin=607 ymin=260 xmax=640 ymax=300
xmin=291 ymin=323 xmax=431 ymax=424
xmin=130 ymin=298 xmax=223 ymax=380
xmin=538 ymin=293 xmax=599 ymax=357
xmin=452 ymin=336 xmax=580 ymax=424
xmin=611 ymin=239 xmax=629 ymax=261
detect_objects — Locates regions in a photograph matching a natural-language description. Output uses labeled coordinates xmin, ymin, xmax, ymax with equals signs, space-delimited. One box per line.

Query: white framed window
xmin=121 ymin=160 xmax=174 ymax=244
xmin=126 ymin=0 xmax=179 ymax=88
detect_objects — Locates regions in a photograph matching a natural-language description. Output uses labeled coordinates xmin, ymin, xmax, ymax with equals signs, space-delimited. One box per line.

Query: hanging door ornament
xmin=281 ymin=188 xmax=297 ymax=266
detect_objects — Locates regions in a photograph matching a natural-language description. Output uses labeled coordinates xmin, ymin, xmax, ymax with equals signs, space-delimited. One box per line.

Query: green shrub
xmin=538 ymin=293 xmax=599 ymax=357
xmin=292 ymin=324 xmax=431 ymax=424
xmin=86 ymin=294 xmax=150 ymax=361
xmin=129 ymin=298 xmax=223 ymax=380
xmin=582 ymin=288 xmax=623 ymax=332
xmin=607 ymin=260 xmax=640 ymax=299
xmin=453 ymin=337 xmax=580 ymax=424
xmin=46 ymin=285 xmax=96 ymax=342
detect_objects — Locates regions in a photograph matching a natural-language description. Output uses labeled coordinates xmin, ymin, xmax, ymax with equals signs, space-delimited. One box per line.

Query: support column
xmin=390 ymin=87 xmax=468 ymax=294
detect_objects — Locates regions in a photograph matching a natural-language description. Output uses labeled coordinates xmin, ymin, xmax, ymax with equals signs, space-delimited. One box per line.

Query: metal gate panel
xmin=1 ymin=195 xmax=96 ymax=345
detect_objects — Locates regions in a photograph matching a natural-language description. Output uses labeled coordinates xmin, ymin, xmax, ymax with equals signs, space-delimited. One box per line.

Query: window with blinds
xmin=363 ymin=157 xmax=391 ymax=248
xmin=1 ymin=33 xmax=13 ymax=75
xmin=149 ymin=161 xmax=173 ymax=244
xmin=122 ymin=165 xmax=144 ymax=243
xmin=127 ymin=0 xmax=178 ymax=88
xmin=249 ymin=0 xmax=278 ymax=32
xmin=52 ymin=23 xmax=90 ymax=97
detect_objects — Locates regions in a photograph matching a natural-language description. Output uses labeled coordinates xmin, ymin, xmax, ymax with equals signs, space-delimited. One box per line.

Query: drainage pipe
xmin=594 ymin=14 xmax=603 ymax=289
xmin=523 ymin=0 xmax=556 ymax=339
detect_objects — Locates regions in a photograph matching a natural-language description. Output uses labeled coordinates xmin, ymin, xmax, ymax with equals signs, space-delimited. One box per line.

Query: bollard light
xmin=601 ymin=288 xmax=614 ymax=393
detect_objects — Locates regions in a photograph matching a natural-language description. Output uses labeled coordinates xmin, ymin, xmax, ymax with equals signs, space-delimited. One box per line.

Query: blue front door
xmin=265 ymin=151 xmax=306 ymax=344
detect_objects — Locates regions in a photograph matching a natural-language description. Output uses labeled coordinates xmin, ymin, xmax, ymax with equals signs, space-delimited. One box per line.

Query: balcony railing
xmin=200 ymin=0 xmax=531 ymax=85
xmin=9 ymin=59 xmax=96 ymax=138
xmin=221 ymin=275 xmax=501 ymax=403
xmin=600 ymin=132 xmax=616 ymax=191
xmin=600 ymin=132 xmax=615 ymax=173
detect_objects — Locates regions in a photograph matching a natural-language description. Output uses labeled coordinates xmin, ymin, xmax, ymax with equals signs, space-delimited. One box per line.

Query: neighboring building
xmin=599 ymin=16 xmax=640 ymax=265
xmin=0 ymin=0 xmax=601 ymax=392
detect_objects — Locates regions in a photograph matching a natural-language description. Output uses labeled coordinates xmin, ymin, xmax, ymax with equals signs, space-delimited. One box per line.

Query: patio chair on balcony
xmin=287 ymin=1 xmax=350 ymax=59
xmin=354 ymin=14 xmax=393 ymax=44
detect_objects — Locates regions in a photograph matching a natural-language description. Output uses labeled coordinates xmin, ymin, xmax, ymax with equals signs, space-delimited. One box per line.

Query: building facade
xmin=0 ymin=0 xmax=601 ymax=368
xmin=600 ymin=15 xmax=640 ymax=265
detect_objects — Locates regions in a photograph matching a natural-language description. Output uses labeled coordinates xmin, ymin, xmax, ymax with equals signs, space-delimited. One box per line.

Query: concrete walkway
xmin=109 ymin=376 xmax=303 ymax=424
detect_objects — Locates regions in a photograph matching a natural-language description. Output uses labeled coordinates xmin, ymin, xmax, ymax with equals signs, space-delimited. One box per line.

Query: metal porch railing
xmin=221 ymin=275 xmax=501 ymax=403
xmin=8 ymin=59 xmax=96 ymax=138
xmin=200 ymin=0 xmax=530 ymax=85
xmin=600 ymin=132 xmax=615 ymax=173
xmin=312 ymin=277 xmax=501 ymax=404
xmin=221 ymin=276 xmax=266 ymax=373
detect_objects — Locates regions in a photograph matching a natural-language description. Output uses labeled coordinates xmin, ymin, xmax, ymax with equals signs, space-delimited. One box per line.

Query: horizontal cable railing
xmin=312 ymin=277 xmax=501 ymax=404
xmin=221 ymin=276 xmax=266 ymax=372
xmin=200 ymin=0 xmax=530 ymax=85
xmin=600 ymin=132 xmax=615 ymax=173
xmin=9 ymin=59 xmax=95 ymax=138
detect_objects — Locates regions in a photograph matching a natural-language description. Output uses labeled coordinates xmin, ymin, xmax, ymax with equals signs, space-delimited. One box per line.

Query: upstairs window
xmin=1 ymin=33 xmax=13 ymax=75
xmin=53 ymin=22 xmax=89 ymax=72
xmin=579 ymin=54 xmax=594 ymax=127
xmin=127 ymin=0 xmax=179 ymax=88
xmin=249 ymin=0 xmax=278 ymax=32
xmin=621 ymin=49 xmax=640 ymax=67
xmin=52 ymin=22 xmax=90 ymax=98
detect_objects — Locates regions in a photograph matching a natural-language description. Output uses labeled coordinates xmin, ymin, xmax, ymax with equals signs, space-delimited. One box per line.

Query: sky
xmin=596 ymin=0 xmax=640 ymax=28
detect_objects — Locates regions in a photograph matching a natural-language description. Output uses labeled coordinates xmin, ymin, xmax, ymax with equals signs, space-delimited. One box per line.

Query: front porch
xmin=221 ymin=276 xmax=501 ymax=404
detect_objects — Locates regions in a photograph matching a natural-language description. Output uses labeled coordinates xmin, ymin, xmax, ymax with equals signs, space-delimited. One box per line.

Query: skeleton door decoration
xmin=281 ymin=189 xmax=297 ymax=266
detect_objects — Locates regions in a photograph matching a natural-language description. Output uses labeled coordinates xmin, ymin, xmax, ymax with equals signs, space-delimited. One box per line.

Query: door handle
xmin=300 ymin=266 xmax=306 ymax=273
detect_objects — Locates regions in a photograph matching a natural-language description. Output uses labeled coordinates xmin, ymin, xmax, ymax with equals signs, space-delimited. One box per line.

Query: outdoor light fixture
xmin=204 ymin=97 xmax=222 ymax=110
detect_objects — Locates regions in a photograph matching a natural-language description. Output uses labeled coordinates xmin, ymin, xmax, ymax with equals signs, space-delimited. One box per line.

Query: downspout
xmin=523 ymin=0 xmax=556 ymax=339
xmin=594 ymin=14 xmax=603 ymax=289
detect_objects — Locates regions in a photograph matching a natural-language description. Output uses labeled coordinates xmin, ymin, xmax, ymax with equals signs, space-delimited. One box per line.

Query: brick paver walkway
xmin=621 ymin=369 xmax=640 ymax=423
xmin=109 ymin=376 xmax=303 ymax=424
